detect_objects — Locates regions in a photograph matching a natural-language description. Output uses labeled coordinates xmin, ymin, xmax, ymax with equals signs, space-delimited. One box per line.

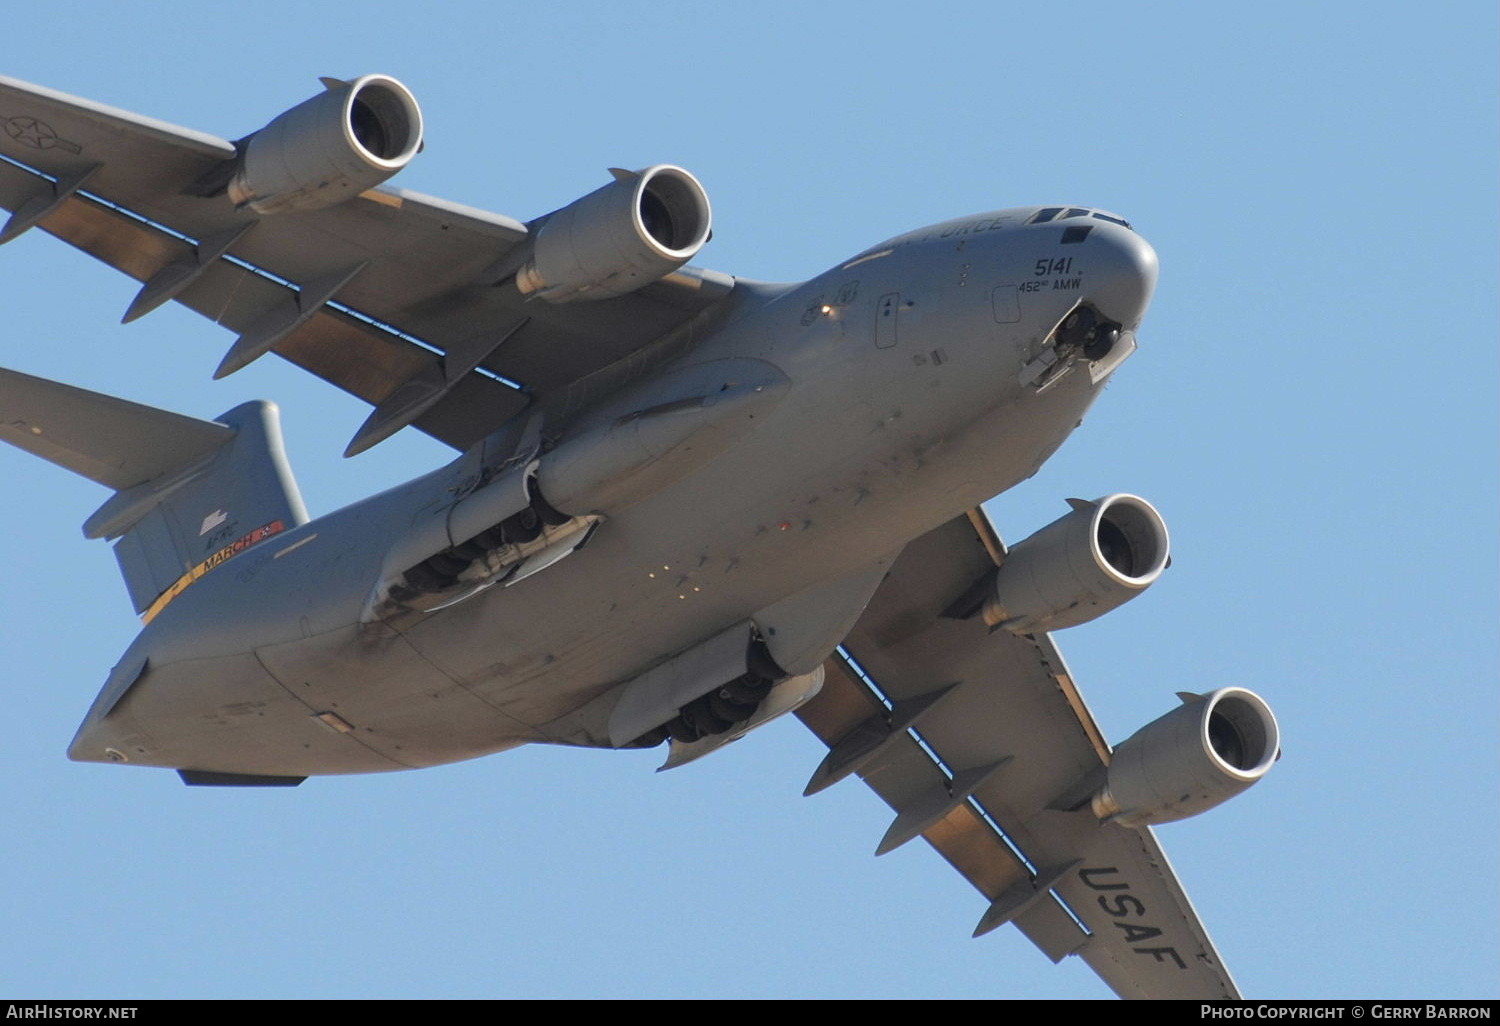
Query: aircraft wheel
xmin=450 ymin=539 xmax=489 ymax=561
xmin=472 ymin=526 xmax=507 ymax=550
xmin=1084 ymin=323 xmax=1120 ymax=361
xmin=667 ymin=716 xmax=703 ymax=744
xmin=1056 ymin=305 xmax=1098 ymax=348
xmin=709 ymin=691 xmax=755 ymax=727
xmin=503 ymin=508 xmax=542 ymax=544
xmin=403 ymin=563 xmax=452 ymax=593
xmin=719 ymin=673 xmax=773 ymax=705
xmin=681 ymin=696 xmax=732 ymax=738
xmin=425 ymin=551 xmax=471 ymax=576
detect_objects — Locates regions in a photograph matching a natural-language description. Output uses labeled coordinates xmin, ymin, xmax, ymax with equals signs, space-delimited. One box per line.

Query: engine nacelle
xmin=984 ymin=493 xmax=1169 ymax=634
xmin=516 ymin=165 xmax=711 ymax=302
xmin=1093 ymin=688 xmax=1280 ymax=828
xmin=228 ymin=75 xmax=423 ymax=215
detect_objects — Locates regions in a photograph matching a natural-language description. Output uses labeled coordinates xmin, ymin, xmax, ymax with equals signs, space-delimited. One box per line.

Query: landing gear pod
xmin=228 ymin=75 xmax=423 ymax=214
xmin=1093 ymin=688 xmax=1281 ymax=828
xmin=516 ymin=165 xmax=711 ymax=302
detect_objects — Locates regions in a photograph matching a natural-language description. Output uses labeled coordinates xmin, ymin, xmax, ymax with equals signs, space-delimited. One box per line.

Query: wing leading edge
xmin=0 ymin=74 xmax=734 ymax=454
xmin=797 ymin=511 xmax=1243 ymax=999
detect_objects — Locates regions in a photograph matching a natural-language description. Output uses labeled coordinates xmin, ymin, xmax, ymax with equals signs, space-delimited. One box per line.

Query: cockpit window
xmin=1091 ymin=212 xmax=1133 ymax=229
xmin=1029 ymin=207 xmax=1098 ymax=225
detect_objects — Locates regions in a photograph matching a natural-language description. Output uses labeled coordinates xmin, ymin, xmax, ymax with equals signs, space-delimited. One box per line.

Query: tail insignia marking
xmin=139 ymin=519 xmax=286 ymax=625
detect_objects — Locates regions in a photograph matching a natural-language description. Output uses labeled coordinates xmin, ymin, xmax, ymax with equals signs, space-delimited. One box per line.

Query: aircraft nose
xmin=1084 ymin=220 xmax=1158 ymax=330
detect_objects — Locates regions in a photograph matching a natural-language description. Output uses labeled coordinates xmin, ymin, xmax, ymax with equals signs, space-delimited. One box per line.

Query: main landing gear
xmin=629 ymin=639 xmax=788 ymax=748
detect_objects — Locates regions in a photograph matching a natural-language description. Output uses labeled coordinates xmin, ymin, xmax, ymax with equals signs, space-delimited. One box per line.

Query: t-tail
xmin=0 ymin=367 xmax=308 ymax=623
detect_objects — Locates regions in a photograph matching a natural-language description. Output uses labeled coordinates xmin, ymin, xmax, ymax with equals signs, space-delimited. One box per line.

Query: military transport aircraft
xmin=0 ymin=73 xmax=1279 ymax=998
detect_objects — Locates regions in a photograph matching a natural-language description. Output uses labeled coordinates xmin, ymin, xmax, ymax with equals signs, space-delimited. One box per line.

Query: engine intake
xmin=228 ymin=75 xmax=423 ymax=215
xmin=516 ymin=165 xmax=711 ymax=302
xmin=1093 ymin=688 xmax=1280 ymax=827
xmin=984 ymin=494 xmax=1169 ymax=634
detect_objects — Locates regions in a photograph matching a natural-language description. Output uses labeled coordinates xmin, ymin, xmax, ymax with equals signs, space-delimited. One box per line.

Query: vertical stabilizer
xmin=0 ymin=367 xmax=308 ymax=620
xmin=107 ymin=401 xmax=308 ymax=619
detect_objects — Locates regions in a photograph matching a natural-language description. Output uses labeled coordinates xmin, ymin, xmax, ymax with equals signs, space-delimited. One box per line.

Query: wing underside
xmin=0 ymin=74 xmax=734 ymax=453
xmin=798 ymin=511 xmax=1241 ymax=999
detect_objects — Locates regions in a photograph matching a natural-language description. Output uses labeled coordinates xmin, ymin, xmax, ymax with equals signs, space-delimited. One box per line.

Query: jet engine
xmin=1091 ymin=688 xmax=1280 ymax=827
xmin=516 ymin=165 xmax=711 ymax=302
xmin=983 ymin=494 xmax=1169 ymax=634
xmin=227 ymin=75 xmax=423 ymax=215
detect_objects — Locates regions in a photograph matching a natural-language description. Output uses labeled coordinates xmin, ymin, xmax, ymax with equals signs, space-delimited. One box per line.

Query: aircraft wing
xmin=798 ymin=510 xmax=1243 ymax=999
xmin=0 ymin=75 xmax=733 ymax=453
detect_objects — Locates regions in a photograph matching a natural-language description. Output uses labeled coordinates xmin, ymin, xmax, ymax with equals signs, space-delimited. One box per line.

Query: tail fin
xmin=0 ymin=367 xmax=308 ymax=620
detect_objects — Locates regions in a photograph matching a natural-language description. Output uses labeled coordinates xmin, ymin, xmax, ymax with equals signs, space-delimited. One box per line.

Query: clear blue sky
xmin=1 ymin=0 xmax=1494 ymax=1000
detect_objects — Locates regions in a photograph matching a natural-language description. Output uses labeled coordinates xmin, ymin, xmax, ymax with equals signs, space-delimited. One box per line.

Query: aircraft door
xmin=992 ymin=284 xmax=1021 ymax=323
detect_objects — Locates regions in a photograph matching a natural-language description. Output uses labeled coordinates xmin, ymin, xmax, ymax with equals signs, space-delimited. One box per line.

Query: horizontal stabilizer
xmin=0 ymin=366 xmax=233 ymax=491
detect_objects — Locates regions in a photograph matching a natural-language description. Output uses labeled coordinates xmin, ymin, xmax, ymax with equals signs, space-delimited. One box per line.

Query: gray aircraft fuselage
xmin=68 ymin=208 xmax=1158 ymax=777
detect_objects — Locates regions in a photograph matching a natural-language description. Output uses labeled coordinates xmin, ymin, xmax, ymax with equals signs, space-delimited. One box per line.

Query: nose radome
xmin=1085 ymin=221 xmax=1159 ymax=330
